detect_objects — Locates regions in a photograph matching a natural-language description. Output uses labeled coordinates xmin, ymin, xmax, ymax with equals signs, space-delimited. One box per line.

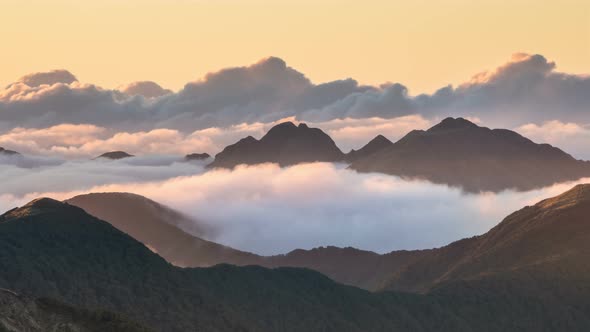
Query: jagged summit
xmin=346 ymin=135 xmax=393 ymax=162
xmin=350 ymin=118 xmax=590 ymax=192
xmin=428 ymin=117 xmax=479 ymax=132
xmin=94 ymin=151 xmax=134 ymax=160
xmin=208 ymin=121 xmax=345 ymax=168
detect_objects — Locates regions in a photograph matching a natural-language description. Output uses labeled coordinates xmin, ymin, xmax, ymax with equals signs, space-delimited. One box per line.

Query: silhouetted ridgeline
xmin=208 ymin=118 xmax=590 ymax=192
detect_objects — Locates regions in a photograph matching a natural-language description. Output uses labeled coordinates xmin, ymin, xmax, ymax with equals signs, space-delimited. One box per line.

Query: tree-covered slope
xmin=1 ymin=197 xmax=590 ymax=331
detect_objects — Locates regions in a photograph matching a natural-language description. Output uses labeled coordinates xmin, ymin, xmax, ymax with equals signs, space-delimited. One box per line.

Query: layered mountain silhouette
xmin=350 ymin=117 xmax=590 ymax=192
xmin=67 ymin=193 xmax=259 ymax=267
xmin=94 ymin=151 xmax=134 ymax=160
xmin=0 ymin=147 xmax=19 ymax=156
xmin=66 ymin=192 xmax=423 ymax=287
xmin=345 ymin=134 xmax=393 ymax=162
xmin=2 ymin=195 xmax=590 ymax=331
xmin=0 ymin=289 xmax=151 ymax=332
xmin=184 ymin=153 xmax=210 ymax=161
xmin=68 ymin=187 xmax=590 ymax=296
xmin=207 ymin=118 xmax=589 ymax=192
xmin=208 ymin=122 xmax=346 ymax=168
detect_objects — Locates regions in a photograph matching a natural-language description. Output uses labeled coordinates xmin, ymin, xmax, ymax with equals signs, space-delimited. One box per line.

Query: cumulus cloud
xmin=1 ymin=160 xmax=587 ymax=255
xmin=14 ymin=69 xmax=78 ymax=87
xmin=118 ymin=81 xmax=172 ymax=98
xmin=0 ymin=53 xmax=588 ymax=144
xmin=516 ymin=120 xmax=590 ymax=160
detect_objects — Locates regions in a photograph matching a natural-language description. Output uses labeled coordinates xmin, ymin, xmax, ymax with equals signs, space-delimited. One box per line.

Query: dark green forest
xmin=1 ymin=198 xmax=589 ymax=331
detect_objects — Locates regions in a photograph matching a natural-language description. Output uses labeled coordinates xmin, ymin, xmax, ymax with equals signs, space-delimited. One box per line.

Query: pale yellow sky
xmin=1 ymin=0 xmax=588 ymax=94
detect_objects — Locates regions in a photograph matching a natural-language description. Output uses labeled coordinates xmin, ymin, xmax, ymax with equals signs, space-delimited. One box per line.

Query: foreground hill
xmin=208 ymin=122 xmax=346 ymax=168
xmin=0 ymin=289 xmax=152 ymax=332
xmin=381 ymin=183 xmax=590 ymax=292
xmin=2 ymin=197 xmax=590 ymax=331
xmin=350 ymin=117 xmax=590 ymax=192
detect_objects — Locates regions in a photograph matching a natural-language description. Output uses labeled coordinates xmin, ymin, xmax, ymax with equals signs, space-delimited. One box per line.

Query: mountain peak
xmin=1 ymin=198 xmax=72 ymax=222
xmin=209 ymin=121 xmax=344 ymax=168
xmin=346 ymin=135 xmax=393 ymax=162
xmin=23 ymin=197 xmax=64 ymax=209
xmin=272 ymin=121 xmax=297 ymax=130
xmin=368 ymin=135 xmax=392 ymax=145
xmin=428 ymin=117 xmax=478 ymax=132
xmin=95 ymin=151 xmax=134 ymax=160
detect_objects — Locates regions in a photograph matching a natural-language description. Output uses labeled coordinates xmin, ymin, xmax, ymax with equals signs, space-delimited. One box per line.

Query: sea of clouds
xmin=0 ymin=155 xmax=586 ymax=255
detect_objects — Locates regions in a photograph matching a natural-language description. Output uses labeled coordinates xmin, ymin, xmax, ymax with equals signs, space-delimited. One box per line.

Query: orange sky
xmin=1 ymin=0 xmax=588 ymax=94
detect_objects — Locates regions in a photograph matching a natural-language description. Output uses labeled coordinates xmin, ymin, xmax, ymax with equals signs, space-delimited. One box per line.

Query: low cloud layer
xmin=0 ymin=53 xmax=588 ymax=134
xmin=515 ymin=120 xmax=590 ymax=159
xmin=0 ymin=115 xmax=433 ymax=158
xmin=0 ymin=160 xmax=586 ymax=255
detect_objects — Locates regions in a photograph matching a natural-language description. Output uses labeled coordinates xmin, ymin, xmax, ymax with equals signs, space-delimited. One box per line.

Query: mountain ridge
xmin=208 ymin=121 xmax=346 ymax=168
xmin=350 ymin=117 xmax=590 ymax=192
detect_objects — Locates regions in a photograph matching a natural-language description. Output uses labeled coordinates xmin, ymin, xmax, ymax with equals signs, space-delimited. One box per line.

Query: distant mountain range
xmin=5 ymin=118 xmax=587 ymax=193
xmin=3 ymin=190 xmax=590 ymax=331
xmin=208 ymin=118 xmax=590 ymax=192
xmin=350 ymin=117 xmax=590 ymax=192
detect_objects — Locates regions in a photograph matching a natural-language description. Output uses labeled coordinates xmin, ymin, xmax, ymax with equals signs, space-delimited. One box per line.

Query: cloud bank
xmin=0 ymin=115 xmax=433 ymax=158
xmin=1 ymin=160 xmax=586 ymax=255
xmin=0 ymin=53 xmax=588 ymax=134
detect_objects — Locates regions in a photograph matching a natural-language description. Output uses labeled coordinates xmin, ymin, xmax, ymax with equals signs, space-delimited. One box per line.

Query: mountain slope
xmin=208 ymin=122 xmax=345 ymax=168
xmin=67 ymin=188 xmax=590 ymax=295
xmin=66 ymin=193 xmax=260 ymax=267
xmin=381 ymin=184 xmax=590 ymax=292
xmin=0 ymin=289 xmax=152 ymax=332
xmin=66 ymin=192 xmax=424 ymax=289
xmin=350 ymin=117 xmax=590 ymax=192
xmin=0 ymin=198 xmax=456 ymax=331
xmin=3 ymin=197 xmax=590 ymax=331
